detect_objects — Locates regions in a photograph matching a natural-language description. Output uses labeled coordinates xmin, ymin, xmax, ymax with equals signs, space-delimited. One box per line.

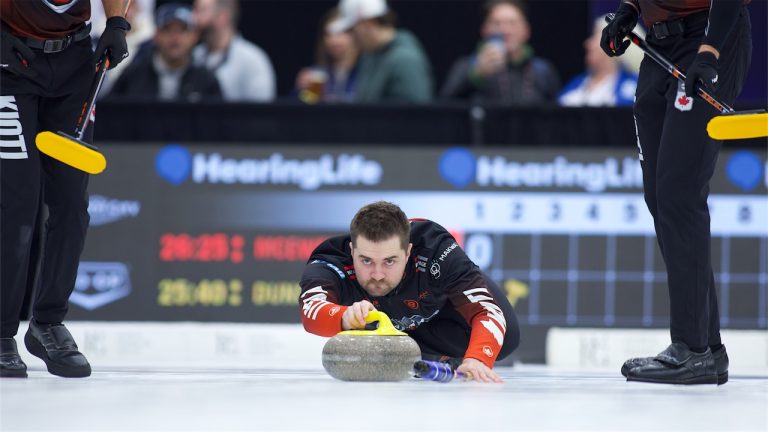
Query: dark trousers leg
xmin=32 ymin=51 xmax=93 ymax=325
xmin=0 ymin=92 xmax=43 ymax=338
xmin=1 ymin=39 xmax=94 ymax=332
xmin=634 ymin=11 xmax=751 ymax=349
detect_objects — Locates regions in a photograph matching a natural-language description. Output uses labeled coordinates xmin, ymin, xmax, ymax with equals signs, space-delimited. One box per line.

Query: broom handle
xmin=605 ymin=14 xmax=734 ymax=114
xmin=74 ymin=52 xmax=110 ymax=140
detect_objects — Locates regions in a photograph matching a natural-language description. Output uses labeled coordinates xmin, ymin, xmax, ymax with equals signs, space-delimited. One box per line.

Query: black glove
xmin=0 ymin=30 xmax=36 ymax=78
xmin=93 ymin=16 xmax=131 ymax=69
xmin=600 ymin=3 xmax=639 ymax=57
xmin=684 ymin=51 xmax=719 ymax=98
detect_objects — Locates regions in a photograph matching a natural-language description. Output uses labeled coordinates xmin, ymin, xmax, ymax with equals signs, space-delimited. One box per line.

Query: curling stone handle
xmin=337 ymin=310 xmax=407 ymax=336
xmin=365 ymin=311 xmax=395 ymax=331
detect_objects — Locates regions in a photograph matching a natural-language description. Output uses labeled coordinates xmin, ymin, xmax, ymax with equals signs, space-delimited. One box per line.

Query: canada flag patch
xmin=674 ymin=82 xmax=693 ymax=112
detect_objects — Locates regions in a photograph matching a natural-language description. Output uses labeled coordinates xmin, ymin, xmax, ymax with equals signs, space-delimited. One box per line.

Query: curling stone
xmin=322 ymin=311 xmax=421 ymax=381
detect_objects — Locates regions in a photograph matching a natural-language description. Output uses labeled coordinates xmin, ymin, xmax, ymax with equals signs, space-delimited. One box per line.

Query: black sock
xmin=689 ymin=346 xmax=707 ymax=353
xmin=709 ymin=343 xmax=724 ymax=353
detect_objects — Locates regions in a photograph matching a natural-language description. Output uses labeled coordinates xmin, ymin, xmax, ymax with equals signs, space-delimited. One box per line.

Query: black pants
xmin=633 ymin=10 xmax=752 ymax=349
xmin=0 ymin=38 xmax=94 ymax=338
xmin=410 ymin=277 xmax=520 ymax=362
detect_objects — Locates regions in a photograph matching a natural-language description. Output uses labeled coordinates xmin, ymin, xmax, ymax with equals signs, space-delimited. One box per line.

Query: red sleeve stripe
xmin=462 ymin=287 xmax=507 ymax=342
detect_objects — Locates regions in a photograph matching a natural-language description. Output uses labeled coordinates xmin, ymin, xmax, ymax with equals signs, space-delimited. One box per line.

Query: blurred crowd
xmin=93 ymin=0 xmax=645 ymax=107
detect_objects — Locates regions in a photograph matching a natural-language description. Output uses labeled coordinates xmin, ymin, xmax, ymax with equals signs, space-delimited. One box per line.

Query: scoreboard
xmin=73 ymin=145 xmax=768 ymax=339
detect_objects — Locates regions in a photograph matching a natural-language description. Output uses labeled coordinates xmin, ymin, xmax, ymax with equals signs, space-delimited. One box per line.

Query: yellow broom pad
xmin=707 ymin=112 xmax=768 ymax=140
xmin=36 ymin=131 xmax=107 ymax=174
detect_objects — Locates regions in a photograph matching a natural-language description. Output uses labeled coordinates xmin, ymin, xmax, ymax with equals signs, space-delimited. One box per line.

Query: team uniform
xmin=0 ymin=0 xmax=96 ymax=339
xmin=630 ymin=0 xmax=751 ymax=351
xmin=299 ymin=220 xmax=520 ymax=368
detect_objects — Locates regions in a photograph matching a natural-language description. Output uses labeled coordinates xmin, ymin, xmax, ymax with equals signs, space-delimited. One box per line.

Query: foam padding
xmin=36 ymin=131 xmax=106 ymax=174
xmin=707 ymin=112 xmax=768 ymax=140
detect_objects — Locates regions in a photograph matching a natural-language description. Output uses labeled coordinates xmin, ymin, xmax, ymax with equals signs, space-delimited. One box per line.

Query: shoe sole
xmin=24 ymin=332 xmax=91 ymax=378
xmin=0 ymin=369 xmax=28 ymax=378
xmin=622 ymin=367 xmax=727 ymax=385
xmin=627 ymin=373 xmax=719 ymax=385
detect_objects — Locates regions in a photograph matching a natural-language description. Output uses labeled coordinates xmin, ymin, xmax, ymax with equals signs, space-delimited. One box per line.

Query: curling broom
xmin=35 ymin=53 xmax=110 ymax=174
xmin=606 ymin=14 xmax=767 ymax=140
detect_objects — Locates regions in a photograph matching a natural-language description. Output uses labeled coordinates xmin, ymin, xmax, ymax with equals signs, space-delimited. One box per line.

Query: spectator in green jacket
xmin=440 ymin=0 xmax=560 ymax=104
xmin=329 ymin=0 xmax=433 ymax=103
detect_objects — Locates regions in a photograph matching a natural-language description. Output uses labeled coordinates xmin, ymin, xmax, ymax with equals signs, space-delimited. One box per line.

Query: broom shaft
xmin=74 ymin=54 xmax=110 ymax=140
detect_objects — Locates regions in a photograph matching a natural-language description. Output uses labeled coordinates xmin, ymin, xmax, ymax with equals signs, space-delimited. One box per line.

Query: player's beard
xmin=362 ymin=279 xmax=397 ymax=297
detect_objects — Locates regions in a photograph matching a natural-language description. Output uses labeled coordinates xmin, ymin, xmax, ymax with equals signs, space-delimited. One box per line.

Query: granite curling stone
xmin=322 ymin=311 xmax=421 ymax=381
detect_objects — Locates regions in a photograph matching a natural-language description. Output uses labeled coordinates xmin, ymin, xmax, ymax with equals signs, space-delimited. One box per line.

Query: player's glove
xmin=600 ymin=3 xmax=638 ymax=57
xmin=684 ymin=51 xmax=719 ymax=98
xmin=0 ymin=30 xmax=36 ymax=78
xmin=93 ymin=16 xmax=131 ymax=69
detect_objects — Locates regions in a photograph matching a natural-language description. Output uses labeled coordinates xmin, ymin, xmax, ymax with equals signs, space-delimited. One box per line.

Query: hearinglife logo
xmin=725 ymin=150 xmax=766 ymax=192
xmin=155 ymin=144 xmax=383 ymax=190
xmin=70 ymin=262 xmax=132 ymax=310
xmin=438 ymin=147 xmax=643 ymax=192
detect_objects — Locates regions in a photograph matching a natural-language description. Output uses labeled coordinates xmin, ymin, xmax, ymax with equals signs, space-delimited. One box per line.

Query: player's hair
xmin=350 ymin=201 xmax=410 ymax=250
xmin=483 ymin=0 xmax=529 ymax=22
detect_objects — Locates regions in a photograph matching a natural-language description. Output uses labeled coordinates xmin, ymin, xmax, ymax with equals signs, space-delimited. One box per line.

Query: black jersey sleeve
xmin=424 ymin=226 xmax=508 ymax=367
xmin=299 ymin=260 xmax=350 ymax=337
xmin=703 ymin=0 xmax=744 ymax=51
xmin=298 ymin=237 xmax=353 ymax=337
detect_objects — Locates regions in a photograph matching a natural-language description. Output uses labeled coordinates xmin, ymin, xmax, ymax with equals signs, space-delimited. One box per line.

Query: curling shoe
xmin=625 ymin=342 xmax=719 ymax=385
xmin=25 ymin=320 xmax=91 ymax=378
xmin=0 ymin=338 xmax=27 ymax=378
xmin=621 ymin=344 xmax=728 ymax=384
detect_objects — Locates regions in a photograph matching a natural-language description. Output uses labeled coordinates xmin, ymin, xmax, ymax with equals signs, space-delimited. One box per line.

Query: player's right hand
xmin=600 ymin=4 xmax=638 ymax=57
xmin=341 ymin=300 xmax=376 ymax=330
xmin=0 ymin=30 xmax=36 ymax=78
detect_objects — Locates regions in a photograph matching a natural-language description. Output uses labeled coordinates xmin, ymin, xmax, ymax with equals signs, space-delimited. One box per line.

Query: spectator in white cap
xmin=329 ymin=0 xmax=433 ymax=103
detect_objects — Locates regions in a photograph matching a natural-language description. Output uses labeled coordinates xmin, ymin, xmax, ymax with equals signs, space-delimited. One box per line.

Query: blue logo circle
xmin=439 ymin=147 xmax=476 ymax=188
xmin=726 ymin=151 xmax=762 ymax=192
xmin=155 ymin=144 xmax=192 ymax=185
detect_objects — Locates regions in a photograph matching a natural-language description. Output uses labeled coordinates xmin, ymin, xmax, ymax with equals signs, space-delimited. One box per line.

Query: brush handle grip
xmin=604 ymin=14 xmax=734 ymax=114
xmin=413 ymin=360 xmax=467 ymax=383
xmin=74 ymin=52 xmax=110 ymax=140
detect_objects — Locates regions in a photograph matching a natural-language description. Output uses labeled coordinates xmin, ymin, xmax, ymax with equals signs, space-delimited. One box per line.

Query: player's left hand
xmin=685 ymin=50 xmax=719 ymax=98
xmin=93 ymin=16 xmax=131 ymax=69
xmin=456 ymin=358 xmax=503 ymax=383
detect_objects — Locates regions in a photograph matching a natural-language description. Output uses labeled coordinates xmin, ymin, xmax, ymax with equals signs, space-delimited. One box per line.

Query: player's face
xmin=351 ymin=235 xmax=412 ymax=297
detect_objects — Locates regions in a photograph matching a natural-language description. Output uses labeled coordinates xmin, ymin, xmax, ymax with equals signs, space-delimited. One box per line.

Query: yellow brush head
xmin=36 ymin=131 xmax=106 ymax=174
xmin=707 ymin=112 xmax=768 ymax=140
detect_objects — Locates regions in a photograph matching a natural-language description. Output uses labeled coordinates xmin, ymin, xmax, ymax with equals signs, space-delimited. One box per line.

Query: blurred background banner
xmin=72 ymin=141 xmax=767 ymax=362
